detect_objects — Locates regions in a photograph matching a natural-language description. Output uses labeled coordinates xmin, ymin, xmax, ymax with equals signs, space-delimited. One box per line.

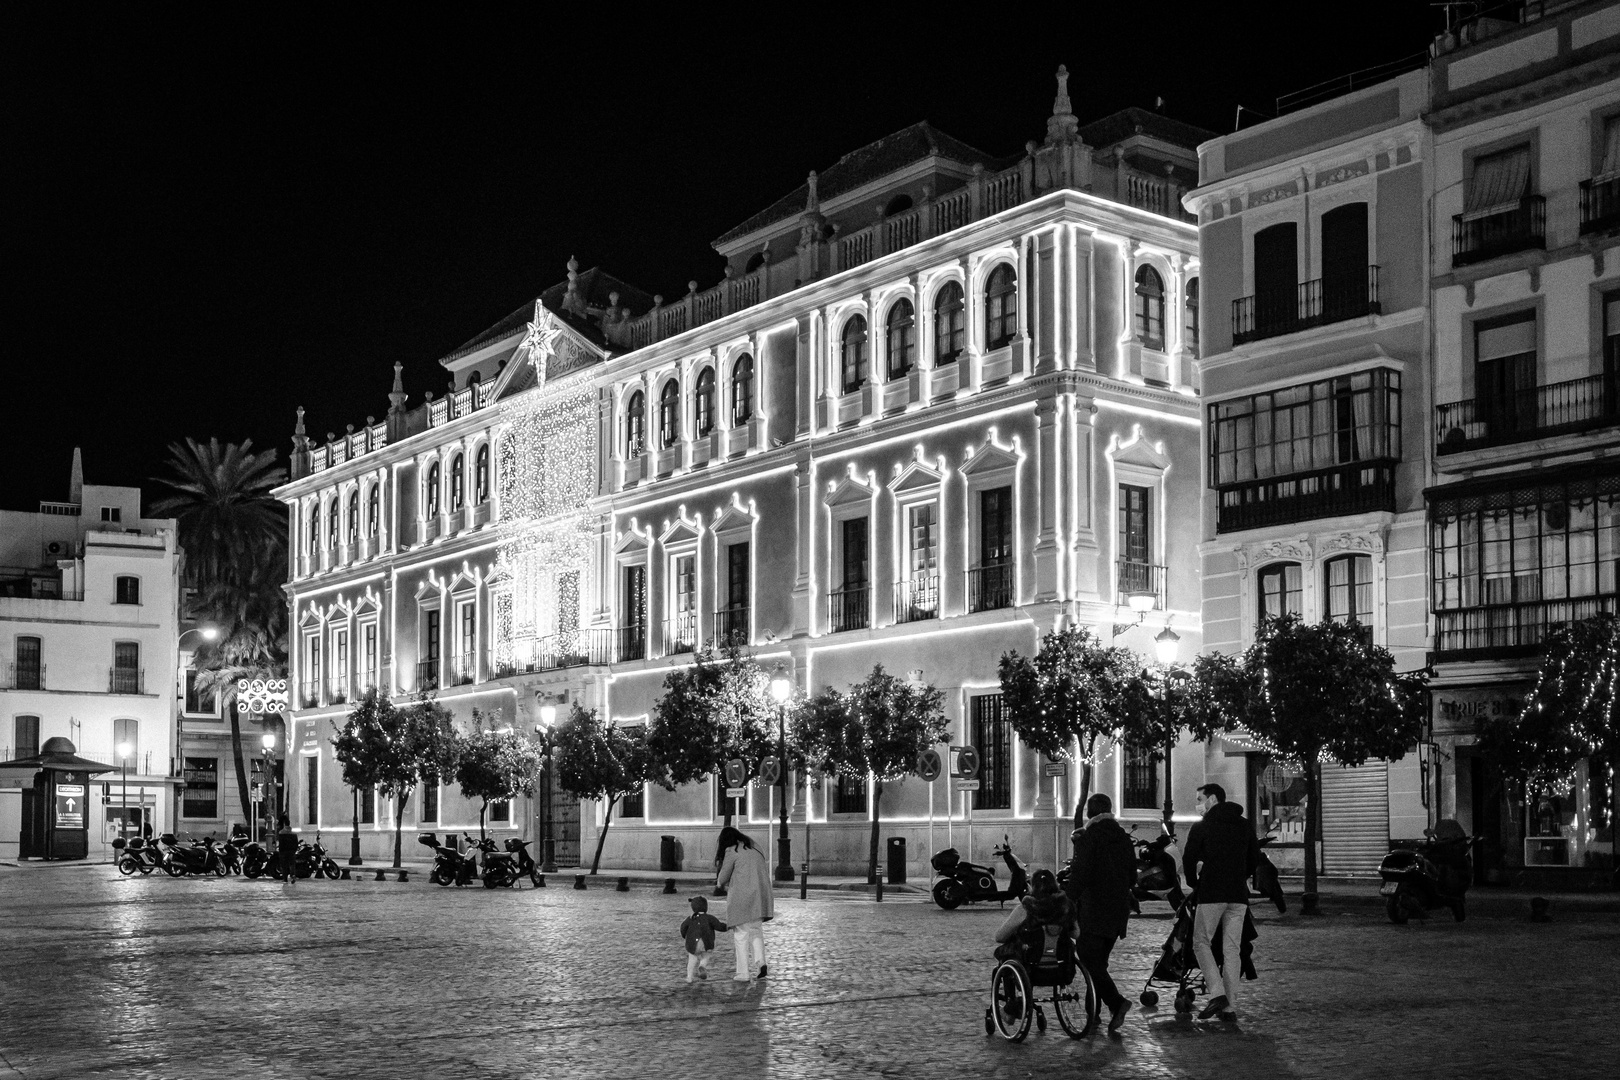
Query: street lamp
xmin=769 ymin=664 xmax=793 ymax=882
xmin=1154 ymin=625 xmax=1181 ymax=667
xmin=261 ymin=732 xmax=277 ymax=853
xmin=1152 ymin=625 xmax=1188 ymax=836
xmin=536 ymin=704 xmax=558 ymax=873
xmin=115 ymin=741 xmax=132 ymax=847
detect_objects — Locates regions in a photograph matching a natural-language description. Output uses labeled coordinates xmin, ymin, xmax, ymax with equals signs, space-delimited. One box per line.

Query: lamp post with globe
xmin=769 ymin=664 xmax=793 ymax=881
xmin=1152 ymin=625 xmax=1188 ymax=836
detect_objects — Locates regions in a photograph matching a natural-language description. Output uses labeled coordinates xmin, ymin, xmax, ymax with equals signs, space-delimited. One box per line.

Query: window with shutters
xmin=934 ymin=282 xmax=965 ymax=365
xmin=14 ymin=636 xmax=41 ymax=690
xmin=1582 ymin=113 xmax=1620 ymax=233
xmin=833 ymin=773 xmax=867 ymax=814
xmin=1123 ymin=745 xmax=1158 ymax=810
xmin=886 ymin=299 xmax=915 ymax=377
xmin=422 ymin=775 xmax=438 ymax=822
xmin=1456 ymin=142 xmax=1542 ymax=265
xmin=1257 ymin=562 xmax=1302 ymax=623
xmin=13 ymin=715 xmax=39 ymax=760
xmin=971 ymin=695 xmax=1012 ymax=811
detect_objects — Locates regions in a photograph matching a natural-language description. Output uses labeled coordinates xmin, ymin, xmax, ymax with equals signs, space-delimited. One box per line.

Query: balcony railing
xmin=298 ymin=680 xmax=321 ymax=708
xmin=616 ymin=624 xmax=647 ymax=663
xmin=356 ymin=669 xmax=379 ymax=694
xmin=1231 ymin=265 xmax=1380 ymax=345
xmin=894 ymin=574 xmax=940 ymax=624
xmin=535 ymin=628 xmax=612 ymax=671
xmin=665 ymin=613 xmax=698 ymax=654
xmin=714 ymin=606 xmax=750 ymax=646
xmin=109 ymin=667 xmax=144 ymax=695
xmin=1581 ymin=176 xmax=1620 ymax=235
xmin=417 ymin=659 xmax=440 ymax=692
xmin=449 ymin=654 xmax=476 ymax=687
xmin=328 ymin=679 xmax=349 ymax=706
xmin=1216 ymin=458 xmax=1398 ymax=534
xmin=967 ymin=563 xmax=1014 ymax=614
xmin=1452 ymin=196 xmax=1545 ymax=267
xmin=1435 ymin=368 xmax=1620 ymax=455
xmin=1115 ymin=560 xmax=1167 ymax=610
xmin=829 ymin=588 xmax=869 ymax=633
xmin=1434 ymin=594 xmax=1618 ymax=662
xmin=3 ymin=662 xmax=45 ymax=691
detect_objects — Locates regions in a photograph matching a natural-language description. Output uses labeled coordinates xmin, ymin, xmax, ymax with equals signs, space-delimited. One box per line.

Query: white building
xmin=0 ymin=453 xmax=184 ymax=859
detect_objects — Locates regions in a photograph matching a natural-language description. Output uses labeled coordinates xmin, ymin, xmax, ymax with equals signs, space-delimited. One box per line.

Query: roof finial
xmin=69 ymin=447 xmax=83 ymax=504
xmin=806 ymin=170 xmax=819 ymax=212
xmin=294 ymin=406 xmax=306 ymax=437
xmin=388 ymin=363 xmax=406 ymax=415
xmin=1046 ymin=64 xmax=1079 ymax=145
xmin=563 ymin=255 xmax=586 ymax=316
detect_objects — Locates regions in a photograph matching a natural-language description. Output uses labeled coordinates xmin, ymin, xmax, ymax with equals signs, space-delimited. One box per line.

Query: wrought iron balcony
xmin=3 ymin=662 xmax=45 ymax=691
xmin=1216 ymin=458 xmax=1398 ymax=534
xmin=1452 ymin=195 xmax=1545 ymax=267
xmin=714 ymin=606 xmax=750 ymax=646
xmin=665 ymin=613 xmax=698 ymax=654
xmin=1435 ymin=369 xmax=1620 ymax=454
xmin=829 ymin=588 xmax=869 ymax=633
xmin=616 ymin=624 xmax=646 ymax=663
xmin=1115 ymin=560 xmax=1167 ymax=610
xmin=297 ymin=679 xmax=321 ymax=708
xmin=328 ymin=679 xmax=349 ymax=706
xmin=109 ymin=667 xmax=144 ymax=695
xmin=894 ymin=574 xmax=940 ymax=624
xmin=1434 ymin=594 xmax=1618 ymax=662
xmin=1581 ymin=176 xmax=1620 ymax=235
xmin=448 ymin=654 xmax=476 ymax=687
xmin=967 ymin=563 xmax=1014 ymax=613
xmin=530 ymin=628 xmax=612 ymax=671
xmin=416 ymin=659 xmax=439 ymax=692
xmin=1231 ymin=266 xmax=1380 ymax=345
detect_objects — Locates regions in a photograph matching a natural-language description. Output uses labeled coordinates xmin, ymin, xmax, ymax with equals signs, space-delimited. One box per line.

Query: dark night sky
xmin=1 ymin=4 xmax=1442 ymax=510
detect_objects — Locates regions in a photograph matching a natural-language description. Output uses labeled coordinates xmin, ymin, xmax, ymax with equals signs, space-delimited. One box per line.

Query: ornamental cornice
xmin=1233 ymin=536 xmax=1314 ymax=572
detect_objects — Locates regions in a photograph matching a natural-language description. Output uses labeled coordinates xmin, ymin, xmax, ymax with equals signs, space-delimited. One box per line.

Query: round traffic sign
xmin=725 ymin=758 xmax=748 ymax=787
xmin=955 ymin=747 xmax=980 ymax=779
xmin=916 ymin=748 xmax=943 ymax=782
xmin=759 ymin=758 xmax=782 ymax=786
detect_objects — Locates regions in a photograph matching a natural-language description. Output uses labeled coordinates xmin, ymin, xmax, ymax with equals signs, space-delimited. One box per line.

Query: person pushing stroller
xmin=1182 ymin=783 xmax=1260 ymax=1022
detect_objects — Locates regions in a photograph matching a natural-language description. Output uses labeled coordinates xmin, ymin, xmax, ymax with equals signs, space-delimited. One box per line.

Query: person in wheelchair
xmin=994 ymin=868 xmax=1073 ymax=953
xmin=986 ymin=869 xmax=1096 ymax=1041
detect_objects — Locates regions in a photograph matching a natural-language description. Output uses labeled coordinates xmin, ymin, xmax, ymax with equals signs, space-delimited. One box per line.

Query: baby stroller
xmin=985 ymin=917 xmax=1097 ymax=1041
xmin=1139 ymin=893 xmax=1260 ymax=1013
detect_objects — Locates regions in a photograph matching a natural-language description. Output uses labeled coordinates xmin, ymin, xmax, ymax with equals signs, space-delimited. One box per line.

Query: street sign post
xmin=917 ymin=748 xmax=943 ymax=872
xmin=759 ymin=758 xmax=781 ymax=786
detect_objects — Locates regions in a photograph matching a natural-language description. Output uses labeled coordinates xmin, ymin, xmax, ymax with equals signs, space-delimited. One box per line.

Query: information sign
xmin=725 ymin=787 xmax=749 ymax=799
xmin=1042 ymin=762 xmax=1068 ymax=777
xmin=56 ymin=783 xmax=85 ymax=828
xmin=954 ymin=779 xmax=981 ymax=792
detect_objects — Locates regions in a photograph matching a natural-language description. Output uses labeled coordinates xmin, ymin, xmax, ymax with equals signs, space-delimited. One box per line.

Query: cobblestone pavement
xmin=0 ymin=868 xmax=1614 ymax=1080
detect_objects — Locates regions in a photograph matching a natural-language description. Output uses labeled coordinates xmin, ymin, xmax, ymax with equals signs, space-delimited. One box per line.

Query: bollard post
xmin=573 ymin=874 xmax=587 ymax=890
xmin=663 ymin=878 xmax=677 ymax=894
xmin=374 ymin=868 xmax=387 ymax=882
xmin=875 ymin=868 xmax=884 ymax=903
xmin=1301 ymin=892 xmax=1320 ymax=916
xmin=339 ymin=867 xmax=351 ymax=881
xmin=616 ymin=876 xmax=630 ymax=892
xmin=534 ymin=874 xmax=547 ymax=888
xmin=397 ymin=870 xmax=409 ymax=883
xmin=799 ymin=861 xmax=808 ymax=901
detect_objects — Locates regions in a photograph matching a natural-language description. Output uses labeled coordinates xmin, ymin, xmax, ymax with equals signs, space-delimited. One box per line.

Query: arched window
xmin=886 ymin=299 xmax=915 ymax=378
xmin=450 ymin=453 xmax=465 ymax=511
xmin=695 ymin=367 xmax=716 ymax=436
xmin=984 ymin=264 xmax=1018 ymax=350
xmin=934 ymin=281 xmax=965 ymax=365
xmin=1135 ymin=265 xmax=1165 ymax=350
xmin=367 ymin=484 xmax=380 ymax=537
xmin=1257 ymin=562 xmax=1302 ymax=623
xmin=659 ymin=379 xmax=680 ymax=449
xmin=731 ymin=355 xmax=754 ymax=424
xmin=626 ymin=390 xmax=646 ymax=456
xmin=1184 ymin=276 xmax=1200 ymax=358
xmin=475 ymin=444 xmax=489 ymax=503
xmin=840 ymin=315 xmax=869 ymax=392
xmin=883 ymin=193 xmax=913 ymax=216
xmin=327 ymin=498 xmax=339 ymax=548
xmin=744 ymin=251 xmax=766 ymax=274
xmin=308 ymin=505 xmax=320 ymax=555
xmin=1325 ymin=554 xmax=1373 ymax=637
xmin=425 ymin=462 xmax=440 ymax=517
xmin=347 ymin=490 xmax=360 ymax=544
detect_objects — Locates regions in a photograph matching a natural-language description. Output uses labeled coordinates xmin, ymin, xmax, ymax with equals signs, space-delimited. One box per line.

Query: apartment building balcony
xmin=1115 ymin=560 xmax=1167 ymax=611
xmin=893 ymin=574 xmax=940 ymax=624
xmin=1231 ymin=266 xmax=1380 ymax=346
xmin=1452 ymin=196 xmax=1544 ymax=267
xmin=108 ymin=667 xmax=144 ymax=695
xmin=328 ymin=678 xmax=349 ymax=706
xmin=356 ymin=668 xmax=379 ymax=694
xmin=829 ymin=588 xmax=869 ymax=633
xmin=533 ymin=629 xmax=612 ymax=671
xmin=416 ymin=659 xmax=440 ymax=692
xmin=1435 ymin=369 xmax=1620 ymax=455
xmin=1433 ymin=593 xmax=1618 ymax=663
xmin=1216 ymin=459 xmax=1397 ymax=534
xmin=616 ymin=624 xmax=647 ymax=663
xmin=2 ymin=662 xmax=45 ymax=691
xmin=665 ymin=613 xmax=698 ymax=655
xmin=1581 ymin=176 xmax=1620 ymax=236
xmin=297 ymin=679 xmax=321 ymax=708
xmin=714 ymin=606 xmax=750 ymax=646
xmin=967 ymin=563 xmax=1013 ymax=614
xmin=448 ymin=654 xmax=476 ymax=687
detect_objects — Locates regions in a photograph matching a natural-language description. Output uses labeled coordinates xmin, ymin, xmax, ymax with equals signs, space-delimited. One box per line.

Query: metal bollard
xmin=339 ymin=867 xmax=351 ymax=880
xmin=397 ymin=870 xmax=409 ymax=883
xmin=663 ymin=878 xmax=677 ymax=894
xmin=799 ymin=861 xmax=808 ymax=901
xmin=534 ymin=874 xmax=547 ymax=888
xmin=374 ymin=868 xmax=387 ymax=882
xmin=573 ymin=874 xmax=587 ymax=890
xmin=875 ymin=868 xmax=884 ymax=903
xmin=616 ymin=876 xmax=630 ymax=892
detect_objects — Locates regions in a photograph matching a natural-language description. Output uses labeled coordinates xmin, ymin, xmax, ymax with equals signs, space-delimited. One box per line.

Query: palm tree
xmin=151 ymin=438 xmax=288 ymax=825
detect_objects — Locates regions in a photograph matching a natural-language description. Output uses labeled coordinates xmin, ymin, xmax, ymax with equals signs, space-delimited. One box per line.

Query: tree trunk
xmin=1303 ymin=759 xmax=1320 ymax=897
xmin=228 ymin=708 xmax=253 ymax=826
xmin=589 ymin=797 xmax=616 ymax=874
xmin=867 ymin=779 xmax=883 ymax=885
xmin=1075 ymin=735 xmax=1097 ymax=829
xmin=479 ymin=801 xmax=488 ymax=841
xmin=392 ymin=788 xmax=410 ymax=868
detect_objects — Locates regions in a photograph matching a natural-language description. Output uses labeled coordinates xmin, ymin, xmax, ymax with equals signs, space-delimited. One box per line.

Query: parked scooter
xmin=1379 ymin=819 xmax=1471 ymax=923
xmin=420 ymin=832 xmax=478 ymax=887
xmin=1129 ymin=829 xmax=1186 ymax=911
xmin=215 ymin=834 xmax=244 ymax=876
xmin=159 ymin=833 xmax=227 ymax=877
xmin=478 ymin=837 xmax=539 ymax=888
xmin=930 ymin=837 xmax=1028 ymax=909
xmin=114 ymin=836 xmax=165 ymax=875
xmin=241 ymin=839 xmax=274 ymax=878
xmin=294 ymin=839 xmax=341 ymax=880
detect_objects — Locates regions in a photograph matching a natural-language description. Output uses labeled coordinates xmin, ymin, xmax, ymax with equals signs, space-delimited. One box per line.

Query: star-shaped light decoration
xmin=519 ymin=301 xmax=564 ymax=388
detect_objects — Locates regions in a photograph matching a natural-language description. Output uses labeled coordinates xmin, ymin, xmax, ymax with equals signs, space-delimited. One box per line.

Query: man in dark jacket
xmin=1182 ymin=783 xmax=1259 ymax=1021
xmin=1064 ymin=792 xmax=1136 ymax=1034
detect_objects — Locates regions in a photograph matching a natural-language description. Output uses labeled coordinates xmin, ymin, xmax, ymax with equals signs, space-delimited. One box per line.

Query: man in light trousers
xmin=1181 ymin=783 xmax=1259 ymax=1022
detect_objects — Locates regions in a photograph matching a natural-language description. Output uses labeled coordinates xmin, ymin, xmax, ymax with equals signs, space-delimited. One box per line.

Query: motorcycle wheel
xmin=138 ymin=860 xmax=154 ymax=875
xmin=244 ymin=861 xmax=262 ymax=879
xmin=529 ymin=869 xmax=542 ymax=887
xmin=482 ymin=872 xmax=499 ymax=889
xmin=932 ymin=879 xmax=965 ymax=910
xmin=1386 ymin=896 xmax=1409 ymax=924
xmin=117 ymin=856 xmax=140 ymax=876
xmin=322 ymin=859 xmax=340 ymax=880
xmin=213 ymin=861 xmax=228 ymax=877
xmin=163 ymin=861 xmax=185 ymax=878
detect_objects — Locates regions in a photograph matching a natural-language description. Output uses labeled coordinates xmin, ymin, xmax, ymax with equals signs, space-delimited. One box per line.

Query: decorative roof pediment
xmin=353 ymin=591 xmax=381 ymax=615
xmin=485 ymin=301 xmax=606 ymax=404
xmin=1111 ymin=428 xmax=1172 ymax=471
xmin=890 ymin=457 xmax=945 ymax=495
xmin=824 ymin=474 xmax=876 ymax=508
xmin=660 ymin=516 xmax=702 ymax=547
xmin=712 ymin=500 xmax=756 ymax=537
xmin=614 ymin=527 xmax=651 ymax=555
xmin=448 ymin=568 xmax=480 ymax=594
xmin=298 ymin=606 xmax=324 ymax=628
xmin=959 ymin=439 xmax=1019 ymax=479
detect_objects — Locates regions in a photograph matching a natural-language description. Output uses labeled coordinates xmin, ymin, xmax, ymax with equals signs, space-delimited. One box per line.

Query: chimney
xmin=69 ymin=447 xmax=84 ymax=504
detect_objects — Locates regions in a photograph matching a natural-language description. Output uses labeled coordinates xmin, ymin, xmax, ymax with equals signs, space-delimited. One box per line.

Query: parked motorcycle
xmin=215 ymin=834 xmax=244 ymax=876
xmin=241 ymin=840 xmax=274 ymax=878
xmin=296 ymin=839 xmax=341 ymax=880
xmin=1129 ymin=829 xmax=1186 ymax=911
xmin=420 ymin=832 xmax=478 ymax=887
xmin=478 ymin=837 xmax=539 ymax=888
xmin=1379 ymin=819 xmax=1470 ymax=923
xmin=159 ymin=833 xmax=227 ymax=877
xmin=931 ymin=838 xmax=1028 ymax=909
xmin=114 ymin=836 xmax=164 ymax=875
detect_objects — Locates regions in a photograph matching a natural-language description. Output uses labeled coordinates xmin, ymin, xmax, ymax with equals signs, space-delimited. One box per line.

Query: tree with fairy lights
xmin=647 ymin=644 xmax=776 ymax=826
xmin=554 ymin=703 xmax=654 ymax=874
xmin=331 ymin=689 xmax=460 ymax=868
xmin=793 ymin=666 xmax=948 ymax=884
xmin=452 ymin=710 xmax=544 ymax=841
xmin=1486 ymin=614 xmax=1620 ymax=844
xmin=998 ymin=626 xmax=1138 ymax=821
xmin=1225 ymin=616 xmax=1428 ymax=899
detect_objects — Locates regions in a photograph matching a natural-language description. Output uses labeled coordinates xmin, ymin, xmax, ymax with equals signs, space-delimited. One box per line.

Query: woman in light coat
xmin=715 ymin=826 xmax=774 ymax=982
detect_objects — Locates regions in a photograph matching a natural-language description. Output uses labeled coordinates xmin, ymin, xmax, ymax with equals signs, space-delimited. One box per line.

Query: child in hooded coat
xmin=680 ymin=895 xmax=728 ymax=983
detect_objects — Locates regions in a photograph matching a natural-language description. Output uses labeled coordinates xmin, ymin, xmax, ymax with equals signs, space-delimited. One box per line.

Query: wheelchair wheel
xmin=1052 ymin=964 xmax=1097 ymax=1038
xmin=990 ymin=960 xmax=1034 ymax=1042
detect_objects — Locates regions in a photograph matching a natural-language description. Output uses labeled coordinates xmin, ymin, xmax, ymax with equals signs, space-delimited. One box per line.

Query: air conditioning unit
xmin=46 ymin=541 xmax=65 ymax=555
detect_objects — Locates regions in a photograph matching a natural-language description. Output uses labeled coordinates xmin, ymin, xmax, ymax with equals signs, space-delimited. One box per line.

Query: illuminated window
xmin=308 ymin=505 xmax=320 ymax=555
xmin=1257 ymin=562 xmax=1302 ymax=622
xmin=1135 ymin=265 xmax=1165 ymax=350
xmin=840 ymin=316 xmax=869 ymax=392
xmin=934 ymin=282 xmax=965 ymax=364
xmin=475 ymin=444 xmax=490 ymax=503
xmin=731 ymin=354 xmax=754 ymax=424
xmin=886 ymin=299 xmax=915 ymax=378
xmin=659 ymin=380 xmax=680 ymax=449
xmin=347 ymin=490 xmax=359 ymax=544
xmin=367 ymin=485 xmax=379 ymax=537
xmin=1325 ymin=554 xmax=1373 ymax=638
xmin=1185 ymin=277 xmax=1200 ymax=358
xmin=425 ymin=463 xmax=440 ymax=516
xmin=450 ymin=453 xmax=465 ymax=511
xmin=695 ymin=367 xmax=716 ymax=436
xmin=626 ymin=391 xmax=646 ymax=456
xmin=984 ymin=264 xmax=1017 ymax=349
xmin=971 ymin=695 xmax=1011 ymax=811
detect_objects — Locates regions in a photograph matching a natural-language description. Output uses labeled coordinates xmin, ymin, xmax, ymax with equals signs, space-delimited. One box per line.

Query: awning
xmin=1463 ymin=145 xmax=1530 ymax=219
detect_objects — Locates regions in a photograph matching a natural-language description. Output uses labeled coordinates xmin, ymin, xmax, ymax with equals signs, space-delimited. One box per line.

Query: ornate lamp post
xmin=769 ymin=664 xmax=793 ymax=882
xmin=536 ymin=704 xmax=558 ymax=873
xmin=1153 ymin=625 xmax=1187 ymax=836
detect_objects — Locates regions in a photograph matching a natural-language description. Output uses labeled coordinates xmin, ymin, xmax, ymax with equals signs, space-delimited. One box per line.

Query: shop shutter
xmin=1320 ymin=762 xmax=1389 ymax=875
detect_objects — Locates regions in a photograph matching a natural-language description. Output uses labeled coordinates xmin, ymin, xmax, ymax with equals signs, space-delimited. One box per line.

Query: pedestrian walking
xmin=1182 ymin=783 xmax=1260 ymax=1022
xmin=276 ymin=813 xmax=297 ymax=886
xmin=1064 ymin=792 xmax=1136 ymax=1034
xmin=679 ymin=895 xmax=728 ymax=983
xmin=714 ymin=826 xmax=773 ymax=982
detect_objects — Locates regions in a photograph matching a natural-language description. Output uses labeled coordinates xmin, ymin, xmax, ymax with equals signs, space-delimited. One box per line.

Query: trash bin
xmin=887 ymin=837 xmax=907 ymax=885
xmin=661 ymin=835 xmax=681 ymax=872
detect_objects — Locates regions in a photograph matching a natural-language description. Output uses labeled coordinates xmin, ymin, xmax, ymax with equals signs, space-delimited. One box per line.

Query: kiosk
xmin=0 ymin=737 xmax=115 ymax=860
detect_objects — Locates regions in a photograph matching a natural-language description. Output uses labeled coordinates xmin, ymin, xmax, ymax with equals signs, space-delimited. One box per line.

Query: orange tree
xmin=647 ymin=645 xmax=774 ymax=826
xmin=554 ymin=703 xmax=653 ymax=873
xmin=453 ymin=711 xmax=543 ymax=841
xmin=332 ymin=690 xmax=459 ymax=867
